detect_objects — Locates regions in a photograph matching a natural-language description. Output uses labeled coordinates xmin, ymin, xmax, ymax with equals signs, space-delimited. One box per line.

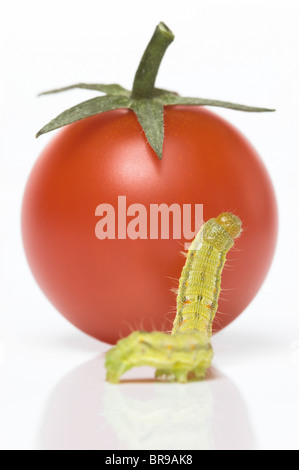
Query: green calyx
xmin=36 ymin=22 xmax=275 ymax=160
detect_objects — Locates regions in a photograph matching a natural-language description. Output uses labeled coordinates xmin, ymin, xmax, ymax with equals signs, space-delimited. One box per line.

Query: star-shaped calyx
xmin=36 ymin=22 xmax=274 ymax=160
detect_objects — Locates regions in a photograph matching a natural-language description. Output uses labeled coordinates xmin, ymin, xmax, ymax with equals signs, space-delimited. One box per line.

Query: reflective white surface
xmin=1 ymin=323 xmax=298 ymax=450
xmin=38 ymin=362 xmax=254 ymax=450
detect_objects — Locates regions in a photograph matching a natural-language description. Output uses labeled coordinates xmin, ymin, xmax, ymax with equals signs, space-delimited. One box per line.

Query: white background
xmin=1 ymin=0 xmax=299 ymax=450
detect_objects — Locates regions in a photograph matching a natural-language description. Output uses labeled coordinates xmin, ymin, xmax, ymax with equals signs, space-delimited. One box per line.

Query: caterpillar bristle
xmin=170 ymin=287 xmax=179 ymax=295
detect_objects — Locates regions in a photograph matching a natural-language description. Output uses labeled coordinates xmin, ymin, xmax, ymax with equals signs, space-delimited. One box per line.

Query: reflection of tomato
xmin=22 ymin=106 xmax=277 ymax=344
xmin=39 ymin=357 xmax=254 ymax=450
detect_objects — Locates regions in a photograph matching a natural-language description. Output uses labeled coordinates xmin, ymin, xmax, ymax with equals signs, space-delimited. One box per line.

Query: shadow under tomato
xmin=37 ymin=356 xmax=256 ymax=450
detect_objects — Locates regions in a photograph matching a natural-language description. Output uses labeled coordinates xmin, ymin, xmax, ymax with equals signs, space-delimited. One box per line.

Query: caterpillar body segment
xmin=105 ymin=330 xmax=213 ymax=384
xmin=172 ymin=213 xmax=242 ymax=337
xmin=105 ymin=212 xmax=242 ymax=383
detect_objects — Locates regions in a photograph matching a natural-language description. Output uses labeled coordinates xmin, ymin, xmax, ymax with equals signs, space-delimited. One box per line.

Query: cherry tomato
xmin=22 ymin=106 xmax=277 ymax=344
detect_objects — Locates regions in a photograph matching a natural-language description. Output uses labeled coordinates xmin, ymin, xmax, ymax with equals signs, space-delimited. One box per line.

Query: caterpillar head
xmin=201 ymin=212 xmax=242 ymax=251
xmin=215 ymin=212 xmax=242 ymax=239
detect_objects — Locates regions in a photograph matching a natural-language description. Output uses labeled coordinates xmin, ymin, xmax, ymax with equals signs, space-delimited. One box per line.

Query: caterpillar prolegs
xmin=105 ymin=212 xmax=242 ymax=383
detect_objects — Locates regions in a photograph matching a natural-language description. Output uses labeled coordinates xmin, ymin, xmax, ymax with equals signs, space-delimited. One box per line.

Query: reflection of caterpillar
xmin=105 ymin=212 xmax=242 ymax=383
xmin=102 ymin=379 xmax=215 ymax=449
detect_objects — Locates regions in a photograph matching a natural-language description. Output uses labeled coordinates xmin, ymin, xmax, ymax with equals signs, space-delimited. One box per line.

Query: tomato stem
xmin=131 ymin=22 xmax=174 ymax=100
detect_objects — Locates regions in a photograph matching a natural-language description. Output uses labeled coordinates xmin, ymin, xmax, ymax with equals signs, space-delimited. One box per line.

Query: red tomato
xmin=22 ymin=106 xmax=277 ymax=344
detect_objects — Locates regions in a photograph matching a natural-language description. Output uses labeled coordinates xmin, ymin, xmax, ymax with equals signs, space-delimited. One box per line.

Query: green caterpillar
xmin=105 ymin=212 xmax=242 ymax=383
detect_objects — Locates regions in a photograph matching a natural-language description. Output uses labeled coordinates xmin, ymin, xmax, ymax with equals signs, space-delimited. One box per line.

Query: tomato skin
xmin=22 ymin=107 xmax=278 ymax=344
